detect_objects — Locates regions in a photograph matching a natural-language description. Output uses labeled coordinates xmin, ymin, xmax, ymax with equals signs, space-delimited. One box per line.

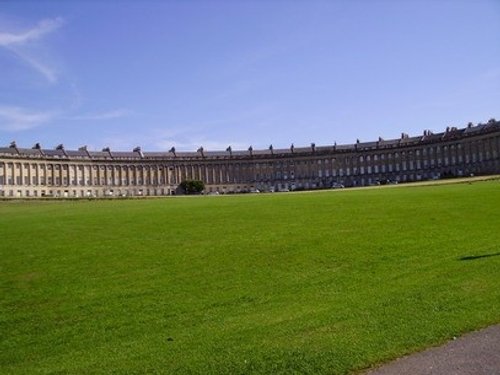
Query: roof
xmin=1 ymin=121 xmax=498 ymax=162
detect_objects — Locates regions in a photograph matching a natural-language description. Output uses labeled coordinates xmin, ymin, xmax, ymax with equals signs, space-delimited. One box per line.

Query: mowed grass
xmin=1 ymin=180 xmax=499 ymax=374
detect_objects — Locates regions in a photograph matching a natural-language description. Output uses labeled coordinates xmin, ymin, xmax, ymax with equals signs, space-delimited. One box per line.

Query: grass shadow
xmin=459 ymin=252 xmax=500 ymax=261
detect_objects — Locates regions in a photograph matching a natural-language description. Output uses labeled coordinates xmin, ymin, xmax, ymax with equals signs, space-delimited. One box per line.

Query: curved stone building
xmin=1 ymin=120 xmax=499 ymax=198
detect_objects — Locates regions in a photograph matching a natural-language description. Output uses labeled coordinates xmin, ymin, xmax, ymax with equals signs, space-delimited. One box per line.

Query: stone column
xmin=87 ymin=165 xmax=93 ymax=186
xmin=97 ymin=165 xmax=102 ymax=186
xmin=104 ymin=165 xmax=109 ymax=186
xmin=17 ymin=162 xmax=23 ymax=186
xmin=0 ymin=161 xmax=5 ymax=186
xmin=37 ymin=164 xmax=43 ymax=186
xmin=208 ymin=164 xmax=214 ymax=184
xmin=59 ymin=164 xmax=64 ymax=186
xmin=126 ymin=166 xmax=131 ymax=186
xmin=33 ymin=163 xmax=38 ymax=185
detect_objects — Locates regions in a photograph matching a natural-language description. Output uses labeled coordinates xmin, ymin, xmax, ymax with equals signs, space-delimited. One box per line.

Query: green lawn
xmin=1 ymin=180 xmax=499 ymax=374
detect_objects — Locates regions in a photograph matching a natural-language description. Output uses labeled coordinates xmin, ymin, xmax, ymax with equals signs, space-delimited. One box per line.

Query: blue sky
xmin=1 ymin=1 xmax=499 ymax=152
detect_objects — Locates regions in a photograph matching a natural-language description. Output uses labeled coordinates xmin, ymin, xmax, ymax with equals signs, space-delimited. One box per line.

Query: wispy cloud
xmin=0 ymin=17 xmax=64 ymax=46
xmin=0 ymin=17 xmax=64 ymax=83
xmin=9 ymin=48 xmax=58 ymax=83
xmin=0 ymin=106 xmax=57 ymax=131
xmin=0 ymin=105 xmax=131 ymax=133
xmin=68 ymin=109 xmax=132 ymax=121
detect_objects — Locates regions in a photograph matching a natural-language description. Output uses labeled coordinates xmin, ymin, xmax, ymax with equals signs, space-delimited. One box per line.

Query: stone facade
xmin=1 ymin=120 xmax=499 ymax=198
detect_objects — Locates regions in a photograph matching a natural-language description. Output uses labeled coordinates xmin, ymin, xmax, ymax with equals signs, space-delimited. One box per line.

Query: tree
xmin=179 ymin=180 xmax=205 ymax=194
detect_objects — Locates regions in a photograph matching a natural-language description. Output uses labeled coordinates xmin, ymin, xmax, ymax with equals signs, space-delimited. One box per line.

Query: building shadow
xmin=458 ymin=252 xmax=500 ymax=261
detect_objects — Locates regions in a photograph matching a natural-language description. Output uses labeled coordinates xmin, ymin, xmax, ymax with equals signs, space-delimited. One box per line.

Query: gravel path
xmin=364 ymin=324 xmax=500 ymax=375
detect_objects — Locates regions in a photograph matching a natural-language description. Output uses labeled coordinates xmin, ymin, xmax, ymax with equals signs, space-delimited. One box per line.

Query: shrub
xmin=179 ymin=180 xmax=205 ymax=194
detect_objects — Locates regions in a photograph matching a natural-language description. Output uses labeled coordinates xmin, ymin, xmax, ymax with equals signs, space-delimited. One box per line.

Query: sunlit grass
xmin=1 ymin=180 xmax=499 ymax=374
